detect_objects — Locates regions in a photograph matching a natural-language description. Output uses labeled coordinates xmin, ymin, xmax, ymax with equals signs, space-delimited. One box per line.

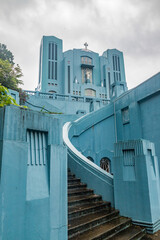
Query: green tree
xmin=0 ymin=59 xmax=23 ymax=91
xmin=0 ymin=43 xmax=23 ymax=91
xmin=0 ymin=43 xmax=14 ymax=64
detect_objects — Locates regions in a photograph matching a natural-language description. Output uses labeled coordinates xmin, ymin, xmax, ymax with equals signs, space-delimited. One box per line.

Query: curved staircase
xmin=68 ymin=169 xmax=146 ymax=240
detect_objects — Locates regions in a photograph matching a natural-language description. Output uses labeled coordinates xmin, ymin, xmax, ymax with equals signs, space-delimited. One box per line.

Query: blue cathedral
xmin=0 ymin=35 xmax=160 ymax=240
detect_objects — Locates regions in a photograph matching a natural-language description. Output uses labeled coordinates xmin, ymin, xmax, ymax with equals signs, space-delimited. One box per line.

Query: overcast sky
xmin=0 ymin=0 xmax=160 ymax=90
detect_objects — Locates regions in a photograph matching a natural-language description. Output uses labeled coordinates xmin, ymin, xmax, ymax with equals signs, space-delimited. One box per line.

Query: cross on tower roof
xmin=84 ymin=42 xmax=88 ymax=50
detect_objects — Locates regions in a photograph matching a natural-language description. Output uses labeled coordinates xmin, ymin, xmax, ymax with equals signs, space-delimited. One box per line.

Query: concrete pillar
xmin=114 ymin=139 xmax=160 ymax=233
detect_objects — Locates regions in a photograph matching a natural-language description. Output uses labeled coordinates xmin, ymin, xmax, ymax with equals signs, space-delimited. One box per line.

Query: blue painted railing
xmin=63 ymin=111 xmax=114 ymax=206
xmin=24 ymin=90 xmax=109 ymax=105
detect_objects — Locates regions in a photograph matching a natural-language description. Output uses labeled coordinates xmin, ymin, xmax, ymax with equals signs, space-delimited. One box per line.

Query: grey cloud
xmin=0 ymin=0 xmax=159 ymax=90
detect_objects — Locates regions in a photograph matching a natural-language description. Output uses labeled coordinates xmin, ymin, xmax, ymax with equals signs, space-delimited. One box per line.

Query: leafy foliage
xmin=0 ymin=84 xmax=28 ymax=109
xmin=0 ymin=43 xmax=14 ymax=64
xmin=0 ymin=43 xmax=23 ymax=91
xmin=0 ymin=84 xmax=18 ymax=107
xmin=0 ymin=59 xmax=23 ymax=91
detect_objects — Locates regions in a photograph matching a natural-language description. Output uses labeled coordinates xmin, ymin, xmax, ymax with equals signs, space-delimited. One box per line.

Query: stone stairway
xmin=68 ymin=169 xmax=146 ymax=240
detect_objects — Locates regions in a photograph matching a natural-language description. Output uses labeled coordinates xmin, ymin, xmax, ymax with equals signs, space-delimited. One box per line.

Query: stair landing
xmin=68 ymin=169 xmax=146 ymax=240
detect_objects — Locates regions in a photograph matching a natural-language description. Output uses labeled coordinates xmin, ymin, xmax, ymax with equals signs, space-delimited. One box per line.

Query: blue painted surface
xmin=69 ymin=73 xmax=160 ymax=172
xmin=38 ymin=36 xmax=63 ymax=94
xmin=70 ymin=103 xmax=115 ymax=171
xmin=8 ymin=89 xmax=19 ymax=104
xmin=0 ymin=106 xmax=67 ymax=240
xmin=36 ymin=35 xmax=127 ymax=110
xmin=25 ymin=35 xmax=128 ymax=115
xmin=25 ymin=91 xmax=107 ymax=114
xmin=1 ymin=37 xmax=160 ymax=238
xmin=114 ymin=72 xmax=160 ymax=164
xmin=114 ymin=139 xmax=160 ymax=233
xmin=0 ymin=140 xmax=27 ymax=240
xmin=63 ymin=122 xmax=114 ymax=206
xmin=65 ymin=72 xmax=160 ymax=233
xmin=68 ymin=150 xmax=114 ymax=206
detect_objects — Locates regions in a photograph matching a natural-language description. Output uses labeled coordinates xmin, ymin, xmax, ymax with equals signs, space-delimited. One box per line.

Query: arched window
xmin=85 ymin=88 xmax=96 ymax=97
xmin=81 ymin=56 xmax=92 ymax=65
xmin=100 ymin=157 xmax=111 ymax=173
xmin=87 ymin=156 xmax=94 ymax=162
xmin=49 ymin=90 xmax=56 ymax=93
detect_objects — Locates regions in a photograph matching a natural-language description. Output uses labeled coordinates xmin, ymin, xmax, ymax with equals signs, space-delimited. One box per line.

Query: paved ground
xmin=145 ymin=231 xmax=160 ymax=240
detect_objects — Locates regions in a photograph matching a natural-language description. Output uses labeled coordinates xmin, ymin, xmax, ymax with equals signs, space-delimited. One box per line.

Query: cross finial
xmin=84 ymin=42 xmax=88 ymax=50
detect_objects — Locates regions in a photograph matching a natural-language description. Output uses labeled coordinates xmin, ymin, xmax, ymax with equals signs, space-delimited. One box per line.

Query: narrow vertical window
xmin=52 ymin=62 xmax=54 ymax=79
xmin=49 ymin=43 xmax=51 ymax=60
xmin=55 ymin=44 xmax=57 ymax=61
xmin=68 ymin=66 xmax=70 ymax=93
xmin=118 ymin=56 xmax=120 ymax=71
xmin=48 ymin=42 xmax=58 ymax=80
xmin=116 ymin=72 xmax=119 ymax=81
xmin=108 ymin=72 xmax=111 ymax=86
xmin=115 ymin=56 xmax=117 ymax=71
xmin=112 ymin=56 xmax=115 ymax=71
xmin=48 ymin=61 xmax=50 ymax=79
xmin=119 ymin=73 xmax=121 ymax=81
xmin=52 ymin=43 xmax=54 ymax=60
xmin=122 ymin=107 xmax=130 ymax=124
xmin=55 ymin=62 xmax=57 ymax=80
xmin=114 ymin=72 xmax=116 ymax=82
xmin=104 ymin=79 xmax=106 ymax=87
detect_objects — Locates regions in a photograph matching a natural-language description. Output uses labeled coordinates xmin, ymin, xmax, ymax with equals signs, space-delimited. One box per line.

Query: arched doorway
xmin=100 ymin=157 xmax=111 ymax=173
xmin=87 ymin=156 xmax=94 ymax=162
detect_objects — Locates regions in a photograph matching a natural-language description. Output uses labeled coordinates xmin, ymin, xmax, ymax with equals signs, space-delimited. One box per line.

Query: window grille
xmin=27 ymin=130 xmax=48 ymax=166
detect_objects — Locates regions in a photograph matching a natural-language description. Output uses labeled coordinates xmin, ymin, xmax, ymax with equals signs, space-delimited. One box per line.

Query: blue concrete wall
xmin=71 ymin=103 xmax=115 ymax=172
xmin=66 ymin=72 xmax=160 ymax=232
xmin=115 ymin=72 xmax=160 ymax=165
xmin=114 ymin=139 xmax=160 ymax=233
xmin=25 ymin=91 xmax=108 ymax=114
xmin=68 ymin=73 xmax=160 ymax=174
xmin=0 ymin=106 xmax=67 ymax=240
xmin=63 ymin=122 xmax=114 ymax=206
xmin=8 ymin=89 xmax=19 ymax=104
xmin=1 ymin=69 xmax=160 ymax=238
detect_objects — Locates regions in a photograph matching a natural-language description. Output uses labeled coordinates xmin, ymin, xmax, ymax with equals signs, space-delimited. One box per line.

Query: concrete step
xmin=69 ymin=216 xmax=131 ymax=240
xmin=68 ymin=188 xmax=94 ymax=197
xmin=68 ymin=182 xmax=87 ymax=190
xmin=106 ymin=225 xmax=146 ymax=240
xmin=68 ymin=170 xmax=74 ymax=176
xmin=68 ymin=201 xmax=111 ymax=220
xmin=68 ymin=178 xmax=81 ymax=184
xmin=68 ymin=174 xmax=76 ymax=180
xmin=68 ymin=194 xmax=102 ymax=207
xmin=70 ymin=216 xmax=132 ymax=240
xmin=68 ymin=169 xmax=146 ymax=240
xmin=68 ymin=210 xmax=120 ymax=239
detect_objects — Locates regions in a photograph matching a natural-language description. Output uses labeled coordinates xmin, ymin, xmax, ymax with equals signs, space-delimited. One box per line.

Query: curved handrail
xmin=63 ymin=120 xmax=114 ymax=206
